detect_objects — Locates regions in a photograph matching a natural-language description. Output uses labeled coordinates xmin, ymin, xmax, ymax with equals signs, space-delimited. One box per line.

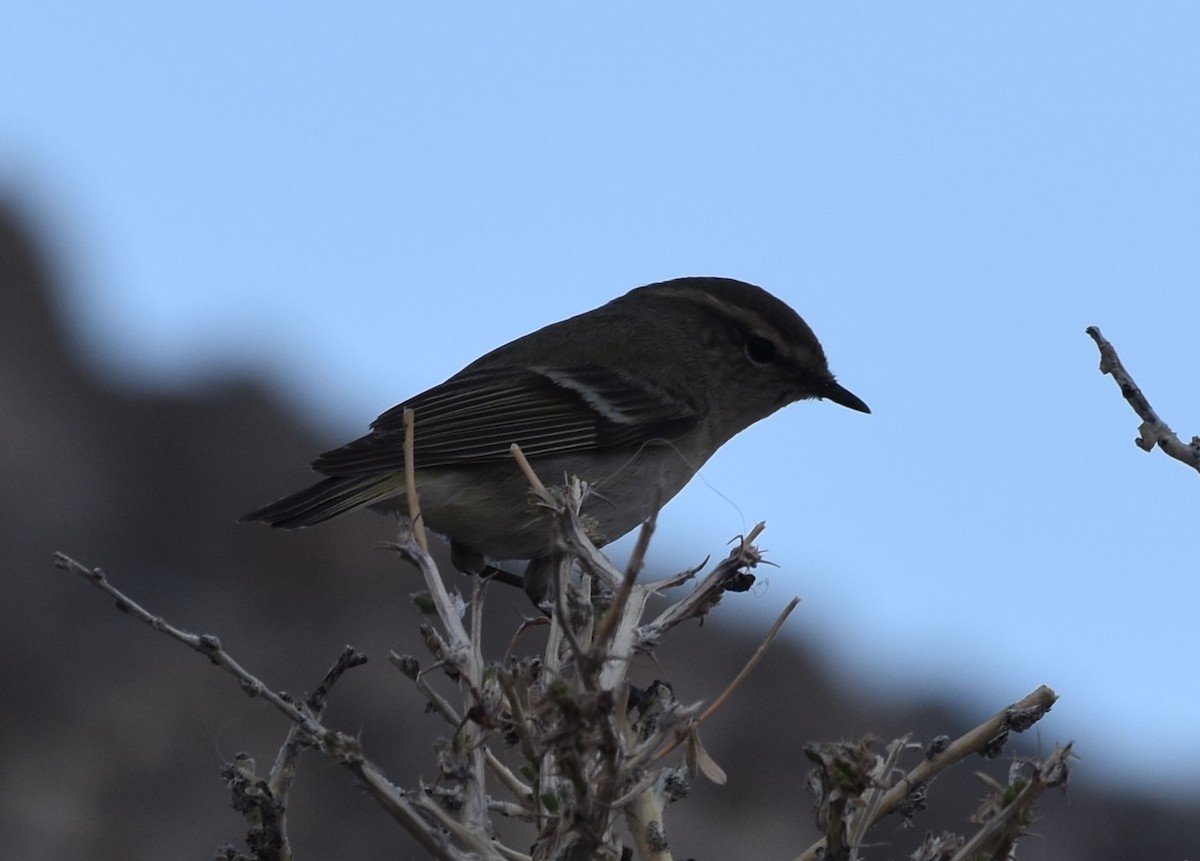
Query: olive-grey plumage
xmin=241 ymin=277 xmax=868 ymax=587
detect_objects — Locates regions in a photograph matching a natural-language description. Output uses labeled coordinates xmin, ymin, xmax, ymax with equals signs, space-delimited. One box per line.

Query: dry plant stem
xmin=1086 ymin=326 xmax=1200 ymax=472
xmin=405 ymin=661 xmax=531 ymax=804
xmin=393 ymin=655 xmax=462 ymax=724
xmin=847 ymin=734 xmax=915 ymax=849
xmin=53 ymin=553 xmax=323 ymax=732
xmin=510 ymin=442 xmax=624 ymax=594
xmin=505 ymin=464 xmax=686 ymax=858
xmin=597 ymin=582 xmax=651 ymax=691
xmin=482 ymin=750 xmax=534 ymax=810
xmin=696 ymin=596 xmax=799 ymax=726
xmin=495 ymin=670 xmax=541 ymax=767
xmin=268 ymin=646 xmax=367 ymax=800
xmin=402 ymin=410 xmax=490 ymax=836
xmin=537 ymin=575 xmax=569 ymax=827
xmin=508 ymin=445 xmax=644 ymax=686
xmin=459 ymin=575 xmax=491 ymax=834
xmin=792 ymin=684 xmax=1059 ymax=861
xmin=642 ymin=522 xmax=767 ymax=643
xmin=531 ymin=477 xmax=788 ymax=857
xmin=52 ymin=553 xmax=472 ymax=861
xmin=652 ymin=596 xmax=800 ymax=764
xmin=623 ymin=505 xmax=656 ymax=582
xmin=552 ymin=564 xmax=591 ymax=687
xmin=592 ymin=511 xmax=656 ymax=649
xmin=950 ymin=743 xmax=1073 ymax=861
xmin=626 ymin=788 xmax=671 ymax=861
xmin=415 ymin=791 xmax=510 ymax=861
xmin=644 ymin=559 xmax=708 ymax=592
xmin=508 ymin=441 xmax=550 ymax=496
xmin=541 ymin=485 xmax=770 ymax=694
xmin=63 ymin=433 xmax=883 ymax=861
xmin=867 ymin=683 xmax=1056 ymax=839
xmin=223 ymin=649 xmax=363 ymax=860
xmin=539 ymin=477 xmax=649 ymax=690
xmin=397 ymin=523 xmax=474 ymax=675
xmin=344 ymin=758 xmax=477 ymax=861
xmin=540 ymin=485 xmax=783 ymax=806
xmin=403 ymin=407 xmax=430 ymax=552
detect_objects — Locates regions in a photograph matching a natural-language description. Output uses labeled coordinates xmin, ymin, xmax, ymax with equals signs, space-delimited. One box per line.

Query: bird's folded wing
xmin=311 ymin=365 xmax=700 ymax=475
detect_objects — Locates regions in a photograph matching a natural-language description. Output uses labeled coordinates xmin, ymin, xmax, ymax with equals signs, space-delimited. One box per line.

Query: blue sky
xmin=4 ymin=4 xmax=1198 ymax=792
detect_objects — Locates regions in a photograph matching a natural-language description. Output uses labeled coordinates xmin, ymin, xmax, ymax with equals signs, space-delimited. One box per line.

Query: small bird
xmin=241 ymin=277 xmax=868 ymax=598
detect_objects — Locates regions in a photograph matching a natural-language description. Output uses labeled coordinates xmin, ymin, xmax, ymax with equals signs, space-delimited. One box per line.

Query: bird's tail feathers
xmin=239 ymin=474 xmax=403 ymax=528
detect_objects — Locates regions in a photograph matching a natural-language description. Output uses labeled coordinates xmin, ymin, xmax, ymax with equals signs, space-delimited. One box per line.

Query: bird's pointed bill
xmin=822 ymin=381 xmax=870 ymax=414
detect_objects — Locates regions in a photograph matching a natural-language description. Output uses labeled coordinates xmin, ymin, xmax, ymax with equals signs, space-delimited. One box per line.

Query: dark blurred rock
xmin=2 ymin=200 xmax=1194 ymax=860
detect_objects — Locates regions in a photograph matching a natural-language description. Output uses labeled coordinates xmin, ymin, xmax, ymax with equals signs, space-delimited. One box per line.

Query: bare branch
xmin=53 ymin=553 xmax=319 ymax=732
xmin=950 ymin=744 xmax=1073 ymax=861
xmin=640 ymin=523 xmax=767 ymax=644
xmin=794 ymin=684 xmax=1060 ymax=861
xmin=58 ymin=454 xmax=1072 ymax=861
xmin=53 ymin=553 xmax=475 ymax=861
xmin=1086 ymin=326 xmax=1200 ymax=472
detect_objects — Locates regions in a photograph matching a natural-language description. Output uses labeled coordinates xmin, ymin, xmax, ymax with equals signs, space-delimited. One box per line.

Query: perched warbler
xmin=241 ymin=277 xmax=869 ymax=595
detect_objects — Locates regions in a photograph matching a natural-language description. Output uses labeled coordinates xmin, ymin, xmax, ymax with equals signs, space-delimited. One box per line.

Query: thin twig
xmin=695 ymin=596 xmax=799 ymax=726
xmin=396 ymin=528 xmax=473 ymax=675
xmin=950 ymin=744 xmax=1073 ymax=861
xmin=460 ymin=574 xmax=491 ymax=833
xmin=1086 ymin=326 xmax=1200 ymax=472
xmin=269 ymin=646 xmax=367 ymax=798
xmin=388 ymin=652 xmax=462 ymax=726
xmin=793 ymin=684 xmax=1059 ymax=861
xmin=642 ymin=523 xmax=767 ymax=642
xmin=53 ymin=553 xmax=472 ymax=861
xmin=414 ymin=789 xmax=510 ymax=860
xmin=848 ymin=734 xmax=916 ymax=848
xmin=53 ymin=553 xmax=319 ymax=733
xmin=593 ymin=512 xmax=657 ymax=649
xmin=403 ymin=408 xmax=430 ymax=553
xmin=652 ymin=596 xmax=799 ymax=763
xmin=509 ymin=442 xmax=549 ymax=497
xmin=876 ymin=684 xmax=1057 ymax=815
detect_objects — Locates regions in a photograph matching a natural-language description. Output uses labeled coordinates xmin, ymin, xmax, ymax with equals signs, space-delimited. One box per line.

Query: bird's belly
xmin=414 ymin=441 xmax=707 ymax=562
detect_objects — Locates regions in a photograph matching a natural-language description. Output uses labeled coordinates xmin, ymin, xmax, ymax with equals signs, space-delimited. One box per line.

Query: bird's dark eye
xmin=744 ymin=333 xmax=778 ymax=364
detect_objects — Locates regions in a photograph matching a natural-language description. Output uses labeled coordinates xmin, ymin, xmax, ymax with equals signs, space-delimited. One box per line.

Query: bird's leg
xmin=522 ymin=556 xmax=555 ymax=607
xmin=479 ymin=564 xmax=525 ymax=590
xmin=450 ymin=541 xmax=525 ymax=591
